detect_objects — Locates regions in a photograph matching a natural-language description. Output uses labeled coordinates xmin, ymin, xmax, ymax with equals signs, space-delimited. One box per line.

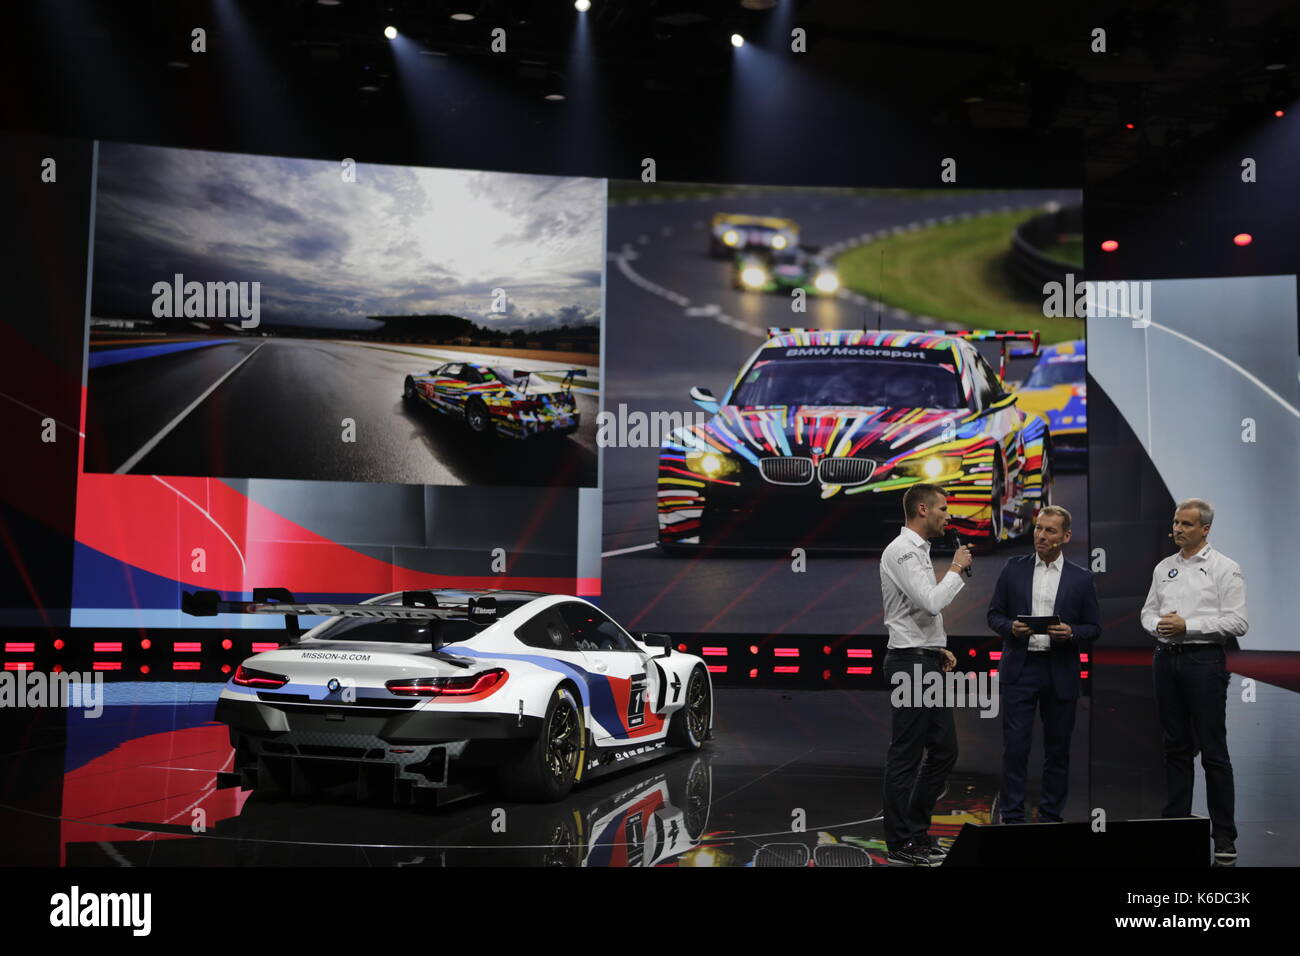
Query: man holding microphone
xmin=1141 ymin=498 xmax=1248 ymax=861
xmin=986 ymin=505 xmax=1101 ymax=825
xmin=879 ymin=483 xmax=973 ymax=866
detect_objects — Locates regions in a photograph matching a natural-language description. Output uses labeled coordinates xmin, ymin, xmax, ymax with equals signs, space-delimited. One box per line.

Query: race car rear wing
xmin=950 ymin=330 xmax=1041 ymax=380
xmin=181 ymin=588 xmax=512 ymax=651
xmin=511 ymin=368 xmax=588 ymax=397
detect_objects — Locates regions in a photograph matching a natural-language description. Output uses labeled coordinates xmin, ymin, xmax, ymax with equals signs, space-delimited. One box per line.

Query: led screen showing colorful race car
xmin=656 ymin=328 xmax=1052 ymax=552
xmin=601 ymin=183 xmax=1086 ymax=636
xmin=81 ymin=142 xmax=603 ymax=489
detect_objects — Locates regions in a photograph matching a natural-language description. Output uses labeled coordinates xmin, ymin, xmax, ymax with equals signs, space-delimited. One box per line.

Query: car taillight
xmin=232 ymin=664 xmax=289 ymax=688
xmin=386 ymin=668 xmax=507 ymax=698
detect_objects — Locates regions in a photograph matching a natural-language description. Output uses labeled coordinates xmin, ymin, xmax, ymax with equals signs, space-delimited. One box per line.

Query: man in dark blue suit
xmin=987 ymin=505 xmax=1101 ymax=823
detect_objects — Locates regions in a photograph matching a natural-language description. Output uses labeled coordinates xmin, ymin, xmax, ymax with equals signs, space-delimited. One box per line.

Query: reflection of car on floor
xmin=733 ymin=248 xmax=840 ymax=295
xmin=709 ymin=213 xmax=799 ymax=258
xmin=403 ymin=361 xmax=583 ymax=439
xmin=656 ymin=328 xmax=1053 ymax=552
xmin=183 ymin=588 xmax=713 ymax=804
xmin=1011 ymin=339 xmax=1086 ymax=467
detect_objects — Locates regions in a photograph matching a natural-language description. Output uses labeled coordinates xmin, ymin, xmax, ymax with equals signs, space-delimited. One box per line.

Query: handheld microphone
xmin=950 ymin=530 xmax=973 ymax=578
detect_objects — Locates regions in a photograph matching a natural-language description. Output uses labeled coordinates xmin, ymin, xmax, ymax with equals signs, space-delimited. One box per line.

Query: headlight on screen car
xmin=813 ymin=271 xmax=839 ymax=293
xmin=685 ymin=450 xmax=741 ymax=479
xmin=740 ymin=266 xmax=769 ymax=289
xmin=898 ymin=454 xmax=962 ymax=479
xmin=722 ymin=229 xmax=740 ymax=246
xmin=771 ymin=234 xmax=789 ymax=250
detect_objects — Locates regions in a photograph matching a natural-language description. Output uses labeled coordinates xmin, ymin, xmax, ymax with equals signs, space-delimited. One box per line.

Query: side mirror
xmin=639 ymin=632 xmax=674 ymax=658
xmin=689 ymin=386 xmax=720 ymax=415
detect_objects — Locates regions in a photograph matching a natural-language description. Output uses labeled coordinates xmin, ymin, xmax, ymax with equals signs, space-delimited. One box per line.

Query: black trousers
xmin=883 ymin=649 xmax=958 ymax=850
xmin=999 ymin=653 xmax=1078 ymax=823
xmin=1152 ymin=642 xmax=1236 ymax=842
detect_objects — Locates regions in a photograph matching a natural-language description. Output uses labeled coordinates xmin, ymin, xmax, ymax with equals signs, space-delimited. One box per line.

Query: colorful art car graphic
xmin=403 ymin=362 xmax=583 ymax=440
xmin=1012 ymin=339 xmax=1087 ymax=463
xmin=657 ymin=328 xmax=1054 ymax=551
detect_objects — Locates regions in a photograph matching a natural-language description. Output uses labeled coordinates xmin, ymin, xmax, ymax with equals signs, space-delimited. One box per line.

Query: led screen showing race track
xmin=69 ymin=142 xmax=606 ymax=628
xmin=599 ymin=183 xmax=1087 ymax=637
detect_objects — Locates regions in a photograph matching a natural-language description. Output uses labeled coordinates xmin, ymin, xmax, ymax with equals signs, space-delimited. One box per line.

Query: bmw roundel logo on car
xmin=327 ymin=678 xmax=341 ymax=693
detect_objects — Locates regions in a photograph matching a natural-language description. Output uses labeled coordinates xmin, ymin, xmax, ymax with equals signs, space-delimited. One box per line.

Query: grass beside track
xmin=834 ymin=209 xmax=1084 ymax=344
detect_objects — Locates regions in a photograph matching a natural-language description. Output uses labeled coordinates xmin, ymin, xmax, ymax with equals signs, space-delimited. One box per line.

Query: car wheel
xmin=465 ymin=398 xmax=493 ymax=436
xmin=667 ymin=666 xmax=711 ymax=751
xmin=403 ymin=377 xmax=418 ymax=405
xmin=682 ymin=758 xmax=712 ymax=841
xmin=502 ymin=686 xmax=584 ymax=802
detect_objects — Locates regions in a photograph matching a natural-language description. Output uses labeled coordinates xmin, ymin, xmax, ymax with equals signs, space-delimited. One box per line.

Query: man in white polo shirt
xmin=1140 ymin=498 xmax=1248 ymax=862
xmin=879 ymin=483 xmax=972 ymax=866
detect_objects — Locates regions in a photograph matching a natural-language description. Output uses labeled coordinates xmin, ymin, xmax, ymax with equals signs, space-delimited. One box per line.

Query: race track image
xmin=83 ymin=335 xmax=598 ymax=487
xmin=600 ymin=186 xmax=1085 ymax=635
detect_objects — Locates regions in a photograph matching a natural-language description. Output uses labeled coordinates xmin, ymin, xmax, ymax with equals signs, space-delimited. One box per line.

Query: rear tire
xmin=465 ymin=397 xmax=493 ymax=437
xmin=667 ymin=666 xmax=711 ymax=750
xmin=403 ymin=376 xmax=418 ymax=405
xmin=502 ymin=686 xmax=584 ymax=802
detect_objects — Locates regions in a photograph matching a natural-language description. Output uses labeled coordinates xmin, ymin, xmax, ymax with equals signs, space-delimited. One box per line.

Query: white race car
xmin=182 ymin=588 xmax=713 ymax=804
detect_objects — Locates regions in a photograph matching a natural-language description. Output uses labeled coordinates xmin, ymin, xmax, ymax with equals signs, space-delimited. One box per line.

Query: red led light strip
xmin=93 ymin=642 xmax=122 ymax=653
xmin=172 ymin=661 xmax=201 ymax=671
xmin=173 ymin=642 xmax=202 ymax=653
xmin=846 ymin=666 xmax=873 ymax=675
xmin=773 ymin=648 xmax=799 ymax=658
xmin=4 ymin=662 xmax=34 ymax=671
xmin=701 ymin=647 xmax=729 ymax=657
xmin=773 ymin=665 xmax=799 ymax=674
xmin=846 ymin=649 xmax=872 ymax=658
xmin=251 ymin=642 xmax=279 ymax=653
xmin=705 ymin=665 xmax=727 ymax=674
xmin=4 ymin=642 xmax=35 ymax=653
xmin=93 ymin=662 xmax=122 ymax=671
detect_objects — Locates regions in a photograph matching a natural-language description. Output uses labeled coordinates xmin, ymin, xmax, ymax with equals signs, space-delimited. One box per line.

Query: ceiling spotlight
xmin=544 ymin=93 xmax=566 ymax=101
xmin=450 ymin=12 xmax=475 ymax=20
xmin=315 ymin=0 xmax=341 ymax=6
xmin=575 ymin=0 xmax=591 ymax=10
xmin=167 ymin=60 xmax=190 ymax=69
xmin=1274 ymin=109 xmax=1285 ymax=118
xmin=1100 ymin=239 xmax=1119 ymax=253
xmin=1233 ymin=233 xmax=1253 ymax=247
xmin=383 ymin=25 xmax=397 ymax=40
xmin=963 ymin=96 xmax=984 ymax=104
xmin=731 ymin=33 xmax=745 ymax=48
xmin=1264 ymin=62 xmax=1286 ymax=71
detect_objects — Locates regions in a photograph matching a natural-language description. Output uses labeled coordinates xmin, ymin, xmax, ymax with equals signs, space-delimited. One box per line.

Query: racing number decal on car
xmin=627 ymin=673 xmax=648 ymax=728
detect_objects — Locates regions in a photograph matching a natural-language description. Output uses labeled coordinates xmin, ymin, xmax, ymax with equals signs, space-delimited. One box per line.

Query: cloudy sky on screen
xmin=91 ymin=142 xmax=603 ymax=332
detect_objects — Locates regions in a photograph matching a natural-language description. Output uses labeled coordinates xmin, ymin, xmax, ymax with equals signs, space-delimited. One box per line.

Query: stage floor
xmin=0 ymin=676 xmax=1293 ymax=867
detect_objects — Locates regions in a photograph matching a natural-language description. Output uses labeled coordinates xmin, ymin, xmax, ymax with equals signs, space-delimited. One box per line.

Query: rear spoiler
xmin=950 ymin=330 xmax=1041 ymax=380
xmin=181 ymin=588 xmax=507 ymax=645
xmin=511 ymin=368 xmax=588 ymax=396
